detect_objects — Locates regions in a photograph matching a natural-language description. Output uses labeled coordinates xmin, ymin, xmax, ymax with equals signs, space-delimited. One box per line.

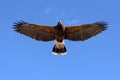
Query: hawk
xmin=13 ymin=21 xmax=107 ymax=55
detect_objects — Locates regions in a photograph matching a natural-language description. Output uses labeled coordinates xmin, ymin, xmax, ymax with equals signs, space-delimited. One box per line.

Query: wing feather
xmin=13 ymin=21 xmax=55 ymax=41
xmin=65 ymin=21 xmax=107 ymax=41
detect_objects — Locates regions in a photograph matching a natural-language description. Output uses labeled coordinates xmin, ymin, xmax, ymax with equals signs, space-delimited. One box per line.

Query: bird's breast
xmin=55 ymin=31 xmax=65 ymax=42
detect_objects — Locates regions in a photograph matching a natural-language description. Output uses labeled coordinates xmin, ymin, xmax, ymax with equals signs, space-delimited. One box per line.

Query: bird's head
xmin=56 ymin=21 xmax=65 ymax=30
xmin=57 ymin=21 xmax=63 ymax=26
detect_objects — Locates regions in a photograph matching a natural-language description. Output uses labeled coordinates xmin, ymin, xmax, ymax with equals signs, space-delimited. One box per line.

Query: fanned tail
xmin=52 ymin=42 xmax=67 ymax=55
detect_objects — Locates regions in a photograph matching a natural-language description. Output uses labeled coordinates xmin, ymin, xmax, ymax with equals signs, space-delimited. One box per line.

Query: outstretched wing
xmin=65 ymin=21 xmax=107 ymax=41
xmin=13 ymin=21 xmax=55 ymax=41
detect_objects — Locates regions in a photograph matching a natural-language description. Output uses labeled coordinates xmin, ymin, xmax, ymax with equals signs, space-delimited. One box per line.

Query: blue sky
xmin=0 ymin=0 xmax=120 ymax=80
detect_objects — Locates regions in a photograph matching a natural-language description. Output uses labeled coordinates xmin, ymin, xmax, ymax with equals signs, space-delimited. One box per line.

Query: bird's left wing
xmin=65 ymin=22 xmax=107 ymax=41
xmin=13 ymin=21 xmax=55 ymax=41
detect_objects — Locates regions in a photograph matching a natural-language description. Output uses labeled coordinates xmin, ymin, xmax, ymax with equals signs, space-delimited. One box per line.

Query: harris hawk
xmin=13 ymin=21 xmax=107 ymax=55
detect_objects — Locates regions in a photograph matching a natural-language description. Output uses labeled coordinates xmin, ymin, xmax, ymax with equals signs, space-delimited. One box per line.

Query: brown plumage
xmin=13 ymin=21 xmax=107 ymax=55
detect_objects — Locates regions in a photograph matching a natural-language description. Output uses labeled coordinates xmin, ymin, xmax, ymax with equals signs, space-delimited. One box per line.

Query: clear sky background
xmin=0 ymin=0 xmax=120 ymax=80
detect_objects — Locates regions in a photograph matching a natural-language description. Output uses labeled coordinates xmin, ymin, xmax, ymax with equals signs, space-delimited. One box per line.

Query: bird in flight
xmin=13 ymin=21 xmax=107 ymax=55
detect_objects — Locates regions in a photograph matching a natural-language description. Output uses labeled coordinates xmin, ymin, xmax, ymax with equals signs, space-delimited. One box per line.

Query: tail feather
xmin=52 ymin=44 xmax=67 ymax=55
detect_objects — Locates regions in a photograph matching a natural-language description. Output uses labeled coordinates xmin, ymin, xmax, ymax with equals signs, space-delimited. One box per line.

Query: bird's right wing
xmin=65 ymin=22 xmax=107 ymax=41
xmin=13 ymin=21 xmax=55 ymax=41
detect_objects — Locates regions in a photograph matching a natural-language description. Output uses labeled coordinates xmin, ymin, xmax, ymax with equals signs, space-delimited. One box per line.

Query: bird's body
xmin=54 ymin=21 xmax=65 ymax=42
xmin=53 ymin=21 xmax=66 ymax=55
xmin=13 ymin=21 xmax=107 ymax=55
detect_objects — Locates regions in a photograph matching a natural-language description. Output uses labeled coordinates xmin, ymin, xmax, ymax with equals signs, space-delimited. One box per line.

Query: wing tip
xmin=13 ymin=20 xmax=28 ymax=31
xmin=94 ymin=21 xmax=108 ymax=30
